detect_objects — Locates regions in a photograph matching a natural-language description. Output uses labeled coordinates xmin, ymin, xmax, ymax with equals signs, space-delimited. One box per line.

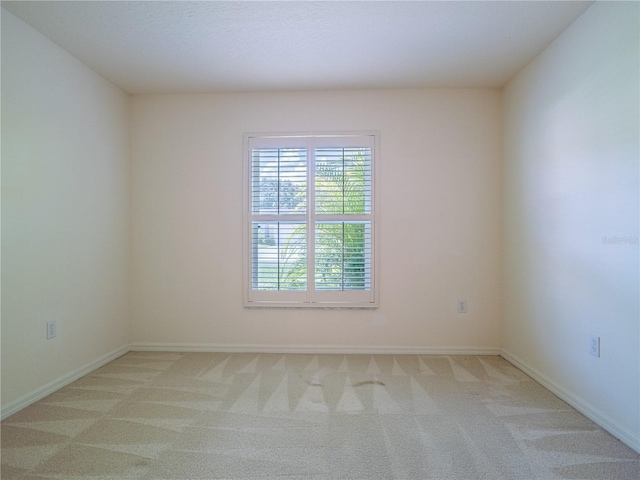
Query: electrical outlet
xmin=47 ymin=320 xmax=57 ymax=339
xmin=457 ymin=299 xmax=467 ymax=313
xmin=590 ymin=336 xmax=600 ymax=357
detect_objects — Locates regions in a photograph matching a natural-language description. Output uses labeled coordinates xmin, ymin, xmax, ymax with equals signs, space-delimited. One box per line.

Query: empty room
xmin=1 ymin=1 xmax=638 ymax=479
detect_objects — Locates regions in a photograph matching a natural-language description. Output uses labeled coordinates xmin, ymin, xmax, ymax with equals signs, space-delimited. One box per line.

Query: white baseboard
xmin=128 ymin=342 xmax=501 ymax=356
xmin=0 ymin=343 xmax=504 ymax=420
xmin=1 ymin=345 xmax=129 ymax=421
xmin=500 ymin=349 xmax=640 ymax=454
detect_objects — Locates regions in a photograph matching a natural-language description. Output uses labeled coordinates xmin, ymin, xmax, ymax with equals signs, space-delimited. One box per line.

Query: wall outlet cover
xmin=590 ymin=335 xmax=600 ymax=357
xmin=47 ymin=321 xmax=57 ymax=339
xmin=457 ymin=299 xmax=467 ymax=313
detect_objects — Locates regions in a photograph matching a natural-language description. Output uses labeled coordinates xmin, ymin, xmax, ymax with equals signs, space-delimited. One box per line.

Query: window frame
xmin=243 ymin=132 xmax=379 ymax=308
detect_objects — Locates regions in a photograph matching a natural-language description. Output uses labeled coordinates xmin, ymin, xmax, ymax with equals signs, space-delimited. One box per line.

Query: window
xmin=244 ymin=133 xmax=378 ymax=308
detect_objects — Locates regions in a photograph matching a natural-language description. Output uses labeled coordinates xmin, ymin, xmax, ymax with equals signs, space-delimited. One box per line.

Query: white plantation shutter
xmin=314 ymin=146 xmax=372 ymax=292
xmin=315 ymin=147 xmax=372 ymax=215
xmin=315 ymin=221 xmax=371 ymax=291
xmin=251 ymin=221 xmax=307 ymax=291
xmin=245 ymin=134 xmax=377 ymax=307
xmin=250 ymin=145 xmax=308 ymax=296
xmin=251 ymin=147 xmax=307 ymax=215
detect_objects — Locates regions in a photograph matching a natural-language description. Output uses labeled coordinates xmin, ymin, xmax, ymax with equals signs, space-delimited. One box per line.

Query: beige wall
xmin=130 ymin=89 xmax=503 ymax=351
xmin=1 ymin=11 xmax=130 ymax=409
xmin=502 ymin=1 xmax=639 ymax=450
xmin=7 ymin=0 xmax=636 ymax=453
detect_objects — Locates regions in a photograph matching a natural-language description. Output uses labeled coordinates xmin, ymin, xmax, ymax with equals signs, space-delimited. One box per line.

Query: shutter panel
xmin=251 ymin=147 xmax=307 ymax=292
xmin=251 ymin=148 xmax=306 ymax=214
xmin=315 ymin=221 xmax=371 ymax=291
xmin=251 ymin=221 xmax=306 ymax=291
xmin=315 ymin=147 xmax=372 ymax=214
xmin=314 ymin=146 xmax=372 ymax=291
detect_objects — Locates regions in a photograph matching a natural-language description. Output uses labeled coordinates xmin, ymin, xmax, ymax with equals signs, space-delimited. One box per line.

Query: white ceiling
xmin=2 ymin=0 xmax=593 ymax=95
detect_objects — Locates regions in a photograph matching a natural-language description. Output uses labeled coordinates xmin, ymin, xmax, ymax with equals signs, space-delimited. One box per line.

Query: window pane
xmin=251 ymin=222 xmax=307 ymax=291
xmin=315 ymin=147 xmax=371 ymax=214
xmin=315 ymin=221 xmax=371 ymax=291
xmin=252 ymin=148 xmax=307 ymax=214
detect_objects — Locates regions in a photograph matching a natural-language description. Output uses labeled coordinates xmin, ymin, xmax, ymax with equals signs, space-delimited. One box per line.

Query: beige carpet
xmin=1 ymin=352 xmax=638 ymax=479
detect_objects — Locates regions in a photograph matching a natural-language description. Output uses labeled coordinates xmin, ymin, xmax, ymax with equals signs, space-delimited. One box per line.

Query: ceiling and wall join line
xmin=1 ymin=0 xmax=593 ymax=93
xmin=128 ymin=87 xmax=503 ymax=350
